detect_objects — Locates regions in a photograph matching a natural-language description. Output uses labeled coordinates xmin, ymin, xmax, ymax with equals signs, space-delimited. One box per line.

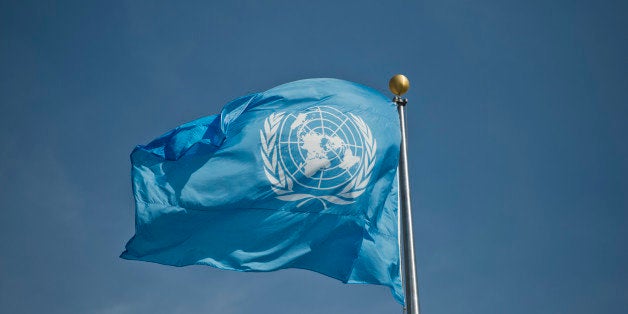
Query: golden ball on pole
xmin=389 ymin=74 xmax=410 ymax=96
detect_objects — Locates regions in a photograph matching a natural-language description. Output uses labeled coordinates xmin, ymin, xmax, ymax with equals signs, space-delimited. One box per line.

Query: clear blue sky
xmin=1 ymin=1 xmax=626 ymax=313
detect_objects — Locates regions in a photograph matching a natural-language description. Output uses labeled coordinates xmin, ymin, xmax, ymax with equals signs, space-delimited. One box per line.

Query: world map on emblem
xmin=260 ymin=106 xmax=376 ymax=208
xmin=278 ymin=106 xmax=365 ymax=190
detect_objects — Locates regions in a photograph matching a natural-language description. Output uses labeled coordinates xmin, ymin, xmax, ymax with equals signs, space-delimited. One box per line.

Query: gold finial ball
xmin=389 ymin=74 xmax=410 ymax=96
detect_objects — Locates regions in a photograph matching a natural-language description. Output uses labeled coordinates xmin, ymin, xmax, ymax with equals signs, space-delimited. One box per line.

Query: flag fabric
xmin=121 ymin=78 xmax=403 ymax=303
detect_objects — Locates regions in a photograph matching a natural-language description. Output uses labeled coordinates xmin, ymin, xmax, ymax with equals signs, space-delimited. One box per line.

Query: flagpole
xmin=390 ymin=74 xmax=421 ymax=314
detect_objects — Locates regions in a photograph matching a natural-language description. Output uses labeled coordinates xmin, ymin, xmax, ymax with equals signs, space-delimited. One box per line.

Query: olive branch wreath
xmin=259 ymin=111 xmax=377 ymax=209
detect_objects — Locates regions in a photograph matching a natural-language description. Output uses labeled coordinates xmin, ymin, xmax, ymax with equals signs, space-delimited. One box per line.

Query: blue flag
xmin=121 ymin=78 xmax=403 ymax=303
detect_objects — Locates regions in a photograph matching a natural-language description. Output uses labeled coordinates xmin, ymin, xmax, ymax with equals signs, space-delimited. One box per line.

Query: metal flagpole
xmin=389 ymin=74 xmax=421 ymax=314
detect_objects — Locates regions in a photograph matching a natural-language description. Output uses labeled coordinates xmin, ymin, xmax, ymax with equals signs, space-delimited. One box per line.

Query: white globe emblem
xmin=260 ymin=106 xmax=377 ymax=209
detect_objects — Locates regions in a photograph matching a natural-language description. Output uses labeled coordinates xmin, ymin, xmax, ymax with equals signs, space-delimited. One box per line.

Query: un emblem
xmin=260 ymin=106 xmax=377 ymax=208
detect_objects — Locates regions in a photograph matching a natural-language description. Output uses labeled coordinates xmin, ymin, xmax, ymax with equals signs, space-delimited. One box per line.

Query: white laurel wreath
xmin=260 ymin=111 xmax=377 ymax=209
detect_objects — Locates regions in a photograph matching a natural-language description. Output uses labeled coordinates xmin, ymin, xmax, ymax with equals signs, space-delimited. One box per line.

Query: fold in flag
xmin=121 ymin=78 xmax=403 ymax=303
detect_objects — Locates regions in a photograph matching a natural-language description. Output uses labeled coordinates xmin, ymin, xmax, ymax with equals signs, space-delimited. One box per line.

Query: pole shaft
xmin=396 ymin=98 xmax=421 ymax=314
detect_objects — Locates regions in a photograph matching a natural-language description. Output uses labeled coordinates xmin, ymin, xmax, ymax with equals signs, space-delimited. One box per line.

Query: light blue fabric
xmin=121 ymin=78 xmax=403 ymax=303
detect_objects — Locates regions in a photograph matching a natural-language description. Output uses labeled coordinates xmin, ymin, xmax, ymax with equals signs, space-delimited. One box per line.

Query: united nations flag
xmin=121 ymin=78 xmax=403 ymax=303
